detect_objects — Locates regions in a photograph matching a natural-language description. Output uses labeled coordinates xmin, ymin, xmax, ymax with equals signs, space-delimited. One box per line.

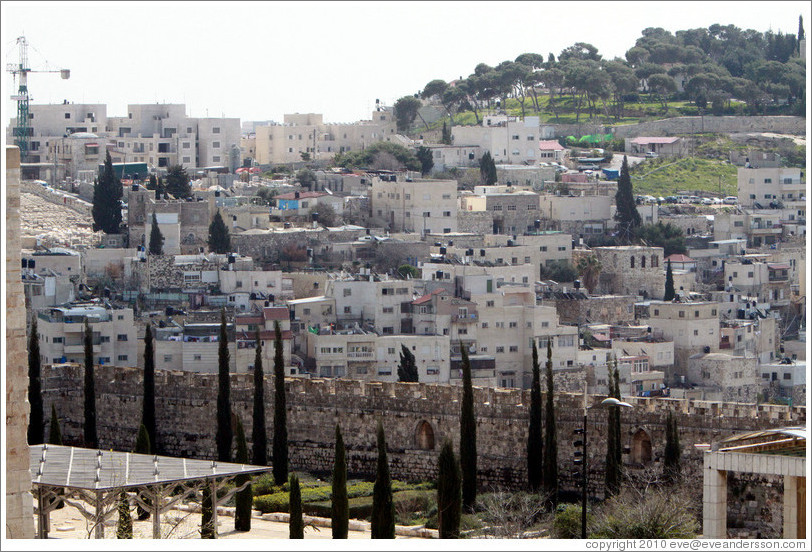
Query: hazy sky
xmin=2 ymin=1 xmax=809 ymax=126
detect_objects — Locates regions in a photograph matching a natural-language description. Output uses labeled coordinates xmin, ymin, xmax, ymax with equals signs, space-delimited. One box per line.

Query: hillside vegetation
xmin=629 ymin=157 xmax=737 ymax=196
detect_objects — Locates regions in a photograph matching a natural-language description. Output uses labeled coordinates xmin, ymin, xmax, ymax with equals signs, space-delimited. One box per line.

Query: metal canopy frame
xmin=30 ymin=444 xmax=271 ymax=539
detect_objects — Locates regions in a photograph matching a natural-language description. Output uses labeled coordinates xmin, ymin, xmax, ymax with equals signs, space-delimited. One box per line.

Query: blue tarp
xmin=602 ymin=168 xmax=619 ymax=179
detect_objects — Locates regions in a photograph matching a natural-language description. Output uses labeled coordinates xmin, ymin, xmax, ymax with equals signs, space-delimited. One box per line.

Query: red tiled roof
xmin=263 ymin=307 xmax=289 ymax=320
xmin=538 ymin=140 xmax=564 ymax=151
xmin=276 ymin=191 xmax=326 ymax=200
xmin=666 ymin=254 xmax=695 ymax=263
xmin=235 ymin=315 xmax=264 ymax=325
xmin=412 ymin=288 xmax=446 ymax=305
xmin=630 ymin=137 xmax=681 ymax=145
xmin=767 ymin=263 xmax=790 ymax=270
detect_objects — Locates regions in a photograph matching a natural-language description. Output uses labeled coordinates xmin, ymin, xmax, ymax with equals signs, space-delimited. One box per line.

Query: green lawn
xmin=629 ymin=157 xmax=737 ymax=196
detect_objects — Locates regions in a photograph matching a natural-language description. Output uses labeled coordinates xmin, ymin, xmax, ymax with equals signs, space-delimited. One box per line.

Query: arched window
xmin=641 ymin=256 xmax=646 ymax=268
xmin=651 ymin=255 xmax=659 ymax=268
xmin=630 ymin=256 xmax=635 ymax=269
xmin=415 ymin=420 xmax=435 ymax=450
xmin=631 ymin=428 xmax=652 ymax=465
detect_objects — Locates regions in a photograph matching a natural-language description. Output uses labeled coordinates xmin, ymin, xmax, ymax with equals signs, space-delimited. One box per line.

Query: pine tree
xmin=542 ymin=340 xmax=558 ymax=506
xmin=49 ymin=404 xmax=62 ymax=446
xmin=252 ymin=330 xmax=267 ymax=466
xmin=289 ymin=474 xmax=304 ymax=539
xmin=142 ymin=324 xmax=157 ymax=453
xmin=663 ymin=410 xmax=682 ymax=484
xmin=371 ymin=421 xmax=395 ymax=539
xmin=216 ymin=309 xmax=233 ymax=462
xmin=165 ymin=164 xmax=191 ymax=199
xmin=148 ymin=212 xmax=164 ymax=255
xmin=527 ymin=341 xmax=543 ymax=492
xmin=201 ymin=486 xmax=215 ymax=538
xmin=134 ymin=424 xmax=151 ymax=520
xmin=272 ymin=321 xmax=288 ymax=485
xmin=234 ymin=417 xmax=252 ymax=531
xmin=28 ymin=318 xmax=44 ymax=445
xmin=155 ymin=176 xmax=166 ymax=200
xmin=614 ymin=156 xmax=641 ymax=244
xmin=397 ymin=344 xmax=419 ymax=382
xmin=664 ymin=259 xmax=675 ymax=301
xmin=83 ymin=319 xmax=97 ymax=448
xmin=92 ymin=151 xmax=123 ymax=234
xmin=116 ymin=492 xmax=133 ymax=539
xmin=459 ymin=344 xmax=477 ymax=513
xmin=437 ymin=440 xmax=461 ymax=539
xmin=799 ymin=15 xmax=805 ymax=44
xmin=331 ymin=424 xmax=348 ymax=539
xmin=208 ymin=210 xmax=231 ymax=254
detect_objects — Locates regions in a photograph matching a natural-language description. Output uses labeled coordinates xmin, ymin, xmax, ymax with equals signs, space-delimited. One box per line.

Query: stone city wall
xmin=40 ymin=364 xmax=804 ymax=501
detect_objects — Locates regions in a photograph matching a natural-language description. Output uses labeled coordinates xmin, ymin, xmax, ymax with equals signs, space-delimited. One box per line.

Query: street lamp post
xmin=578 ymin=391 xmax=633 ymax=539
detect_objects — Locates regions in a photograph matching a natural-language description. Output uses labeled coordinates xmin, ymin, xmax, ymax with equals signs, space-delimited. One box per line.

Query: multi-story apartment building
xmin=36 ymin=301 xmax=137 ymax=367
xmin=253 ymin=111 xmax=397 ymax=165
xmin=642 ymin=300 xmax=721 ymax=377
xmin=538 ymin=193 xmax=612 ymax=235
xmin=724 ymin=257 xmax=792 ymax=311
xmin=459 ymin=190 xmax=541 ymax=235
xmin=305 ymin=331 xmax=449 ymax=383
xmin=714 ymin=210 xmax=790 ymax=248
xmin=127 ymin=189 xmax=216 ymax=252
xmin=8 ymin=102 xmax=240 ymax=178
xmin=451 ymin=115 xmax=540 ymax=165
xmin=737 ymin=167 xmax=805 ymax=210
xmin=325 ymin=275 xmax=414 ymax=334
xmin=370 ymin=176 xmax=458 ymax=234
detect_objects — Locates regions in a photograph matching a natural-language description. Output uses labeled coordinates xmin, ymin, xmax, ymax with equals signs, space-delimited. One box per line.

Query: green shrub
xmin=591 ymin=489 xmax=698 ymax=539
xmin=553 ymin=503 xmax=589 ymax=539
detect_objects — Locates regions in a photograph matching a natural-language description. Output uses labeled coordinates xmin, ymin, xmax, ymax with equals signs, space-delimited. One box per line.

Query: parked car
xmin=645 ymin=151 xmax=659 ymax=158
xmin=701 ymin=197 xmax=714 ymax=205
xmin=723 ymin=196 xmax=738 ymax=205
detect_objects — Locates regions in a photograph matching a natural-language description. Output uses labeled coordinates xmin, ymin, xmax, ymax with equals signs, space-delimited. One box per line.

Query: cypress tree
xmin=234 ymin=417 xmax=252 ymax=531
xmin=614 ymin=156 xmax=641 ymax=244
xmin=252 ymin=330 xmax=267 ymax=466
xmin=208 ymin=210 xmax=231 ymax=254
xmin=605 ymin=360 xmax=622 ymax=498
xmin=48 ymin=404 xmax=62 ymax=446
xmin=664 ymin=259 xmax=675 ymax=301
xmin=371 ymin=421 xmax=395 ymax=539
xmin=148 ymin=212 xmax=164 ymax=255
xmin=28 ymin=317 xmax=44 ymax=445
xmin=272 ymin=321 xmax=288 ymax=485
xmin=397 ymin=344 xmax=418 ymax=382
xmin=441 ymin=121 xmax=452 ymax=145
xmin=437 ymin=440 xmax=461 ymax=539
xmin=331 ymin=424 xmax=348 ymax=539
xmin=116 ymin=491 xmax=133 ymax=539
xmin=92 ymin=151 xmax=123 ymax=234
xmin=542 ymin=340 xmax=558 ymax=506
xmin=216 ymin=309 xmax=232 ymax=462
xmin=527 ymin=341 xmax=543 ymax=492
xmin=48 ymin=404 xmax=64 ymax=510
xmin=201 ymin=486 xmax=214 ymax=539
xmin=459 ymin=344 xmax=477 ymax=513
xmin=289 ymin=474 xmax=304 ymax=539
xmin=479 ymin=151 xmax=497 ymax=185
xmin=142 ymin=324 xmax=157 ymax=453
xmin=134 ymin=424 xmax=151 ymax=520
xmin=663 ymin=410 xmax=682 ymax=484
xmin=83 ymin=319 xmax=97 ymax=449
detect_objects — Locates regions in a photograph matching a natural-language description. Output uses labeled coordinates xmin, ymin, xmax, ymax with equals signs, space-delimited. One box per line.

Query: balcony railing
xmin=347 ymin=351 xmax=374 ymax=359
xmin=454 ymin=313 xmax=478 ymax=322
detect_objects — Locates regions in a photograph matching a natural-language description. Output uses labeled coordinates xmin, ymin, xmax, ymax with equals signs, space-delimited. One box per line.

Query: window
xmin=423 ymin=212 xmax=431 ymax=218
xmin=212 ymin=141 xmax=220 ymax=148
xmin=693 ymin=330 xmax=699 ymax=336
xmin=164 ymin=355 xmax=173 ymax=362
xmin=343 ymin=306 xmax=351 ymax=314
xmin=678 ymin=311 xmax=685 ymax=318
xmin=509 ymin=321 xmax=517 ymax=328
xmin=343 ymin=289 xmax=351 ymax=296
xmin=117 ymin=355 xmax=128 ymax=361
xmin=509 ymin=345 xmax=518 ymax=352
xmin=630 ymin=257 xmax=635 ymax=268
xmin=694 ymin=310 xmax=699 ymax=318
xmin=117 ymin=334 xmax=128 ymax=341
xmin=653 ymin=309 xmax=659 ymax=316
xmin=213 ymin=156 xmax=221 ymax=163
xmin=507 ymin=205 xmax=517 ymax=211
xmin=100 ymin=336 xmax=110 ymax=343
xmin=481 ymin=322 xmax=488 ymax=329
xmin=64 ymin=113 xmax=71 ymax=119
xmin=193 ymin=354 xmax=202 ymax=361
xmin=496 ymin=346 xmax=505 ymax=353
xmin=443 ymin=211 xmax=451 ymax=217
xmin=212 ymin=127 xmax=220 ymax=134
xmin=558 ymin=335 xmax=574 ymax=347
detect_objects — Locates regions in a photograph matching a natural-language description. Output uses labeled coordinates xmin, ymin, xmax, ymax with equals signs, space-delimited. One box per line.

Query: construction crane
xmin=6 ymin=35 xmax=70 ymax=161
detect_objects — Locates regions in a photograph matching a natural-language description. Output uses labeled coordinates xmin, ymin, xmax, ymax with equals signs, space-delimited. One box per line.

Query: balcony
xmin=64 ymin=344 xmax=100 ymax=354
xmin=453 ymin=313 xmax=478 ymax=323
xmin=347 ymin=351 xmax=374 ymax=360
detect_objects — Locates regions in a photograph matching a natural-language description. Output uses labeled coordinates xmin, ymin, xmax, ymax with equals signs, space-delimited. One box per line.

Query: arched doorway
xmin=631 ymin=428 xmax=652 ymax=465
xmin=415 ymin=420 xmax=435 ymax=450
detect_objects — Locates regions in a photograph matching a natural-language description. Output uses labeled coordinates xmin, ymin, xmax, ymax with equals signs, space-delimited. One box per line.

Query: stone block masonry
xmin=40 ymin=364 xmax=804 ymax=502
xmin=5 ymin=147 xmax=36 ymax=538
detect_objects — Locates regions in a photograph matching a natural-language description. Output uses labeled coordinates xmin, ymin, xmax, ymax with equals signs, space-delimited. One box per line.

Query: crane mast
xmin=6 ymin=35 xmax=70 ymax=161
